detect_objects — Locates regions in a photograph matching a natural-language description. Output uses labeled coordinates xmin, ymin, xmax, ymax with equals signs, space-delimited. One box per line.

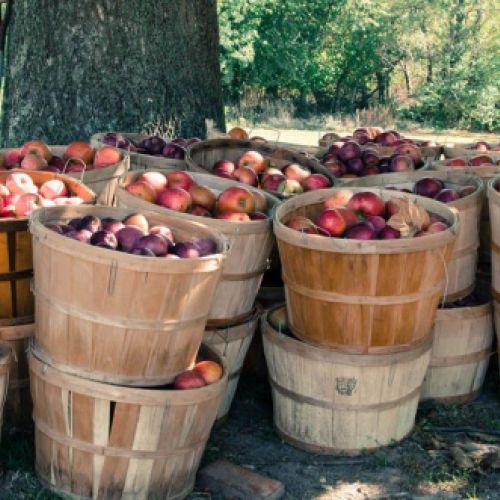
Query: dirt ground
xmin=1 ymin=356 xmax=500 ymax=500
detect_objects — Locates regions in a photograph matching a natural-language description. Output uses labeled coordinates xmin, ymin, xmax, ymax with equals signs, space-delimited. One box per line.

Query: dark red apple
xmin=301 ymin=174 xmax=330 ymax=191
xmin=389 ymin=154 xmax=414 ymax=172
xmin=213 ymin=160 xmax=235 ymax=178
xmin=379 ymin=226 xmax=400 ymax=239
xmin=316 ymin=209 xmax=346 ymax=236
xmin=348 ymin=192 xmax=385 ymax=217
xmin=90 ymin=230 xmax=118 ymax=249
xmin=133 ymin=234 xmax=169 ymax=256
xmin=116 ymin=226 xmax=145 ymax=252
xmin=345 ymin=222 xmax=375 ymax=240
xmin=435 ymin=189 xmax=460 ymax=203
xmin=413 ymin=178 xmax=444 ymax=198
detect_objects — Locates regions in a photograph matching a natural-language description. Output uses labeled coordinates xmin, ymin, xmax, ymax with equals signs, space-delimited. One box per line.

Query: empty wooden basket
xmin=262 ymin=306 xmax=431 ymax=454
xmin=343 ymin=171 xmax=483 ymax=301
xmin=116 ymin=171 xmax=279 ymax=323
xmin=204 ymin=308 xmax=260 ymax=420
xmin=30 ymin=345 xmax=227 ymax=499
xmin=273 ymin=187 xmax=458 ymax=353
xmin=421 ymin=301 xmax=493 ymax=403
xmin=29 ymin=205 xmax=228 ymax=386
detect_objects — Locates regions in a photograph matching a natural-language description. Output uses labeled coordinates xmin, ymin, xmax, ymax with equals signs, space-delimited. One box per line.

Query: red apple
xmin=301 ymin=174 xmax=330 ymax=191
xmin=435 ymin=189 xmax=460 ymax=203
xmin=233 ymin=166 xmax=258 ymax=186
xmin=126 ymin=181 xmax=157 ymax=203
xmin=5 ymin=148 xmax=23 ymax=168
xmin=116 ymin=226 xmax=146 ymax=252
xmin=348 ymin=192 xmax=385 ymax=217
xmin=470 ymin=155 xmax=493 ymax=167
xmin=150 ymin=225 xmax=174 ymax=244
xmin=21 ymin=152 xmax=47 ymax=170
xmin=427 ymin=221 xmax=448 ymax=233
xmin=188 ymin=185 xmax=216 ymax=210
xmin=414 ymin=178 xmax=443 ymax=198
xmin=65 ymin=142 xmax=95 ymax=164
xmin=445 ymin=158 xmax=467 ymax=167
xmin=157 ymin=187 xmax=192 ymax=212
xmin=316 ymin=209 xmax=346 ymax=236
xmin=216 ymin=186 xmax=255 ymax=214
xmin=21 ymin=140 xmax=53 ymax=162
xmin=14 ymin=193 xmax=42 ymax=217
xmin=190 ymin=205 xmax=212 ymax=217
xmin=166 ymin=171 xmax=195 ymax=191
xmin=237 ymin=150 xmax=266 ymax=174
xmin=261 ymin=173 xmax=286 ymax=192
xmin=174 ymin=370 xmax=206 ymax=390
xmin=213 ymin=160 xmax=235 ymax=178
xmin=138 ymin=171 xmax=167 ymax=193
xmin=345 ymin=221 xmax=376 ymax=240
xmin=337 ymin=208 xmax=359 ymax=227
xmin=193 ymin=360 xmax=222 ymax=384
xmin=94 ymin=146 xmax=121 ymax=168
xmin=379 ymin=226 xmax=401 ymax=239
xmin=284 ymin=163 xmax=310 ymax=182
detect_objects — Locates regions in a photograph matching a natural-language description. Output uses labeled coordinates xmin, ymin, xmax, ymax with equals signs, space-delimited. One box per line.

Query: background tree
xmin=0 ymin=0 xmax=225 ymax=146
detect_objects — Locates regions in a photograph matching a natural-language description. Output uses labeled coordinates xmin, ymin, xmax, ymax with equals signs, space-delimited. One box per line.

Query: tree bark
xmin=1 ymin=0 xmax=225 ymax=146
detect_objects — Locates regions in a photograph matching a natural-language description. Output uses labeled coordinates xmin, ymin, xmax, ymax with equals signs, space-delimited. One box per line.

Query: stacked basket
xmin=343 ymin=172 xmax=493 ymax=404
xmin=263 ymin=187 xmax=459 ymax=454
xmin=0 ymin=171 xmax=95 ymax=427
xmin=28 ymin=205 xmax=229 ymax=498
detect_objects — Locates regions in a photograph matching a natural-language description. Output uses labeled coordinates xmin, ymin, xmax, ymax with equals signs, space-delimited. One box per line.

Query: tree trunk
xmin=1 ymin=0 xmax=225 ymax=146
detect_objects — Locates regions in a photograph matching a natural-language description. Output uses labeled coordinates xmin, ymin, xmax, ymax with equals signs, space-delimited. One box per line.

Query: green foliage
xmin=218 ymin=0 xmax=500 ymax=131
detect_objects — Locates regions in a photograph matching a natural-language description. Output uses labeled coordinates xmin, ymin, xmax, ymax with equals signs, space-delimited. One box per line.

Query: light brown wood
xmin=29 ymin=205 xmax=228 ymax=386
xmin=116 ymin=170 xmax=279 ymax=322
xmin=421 ymin=303 xmax=493 ymax=402
xmin=0 ymin=170 xmax=96 ymax=323
xmin=0 ymin=147 xmax=129 ymax=206
xmin=343 ymin=171 xmax=483 ymax=300
xmin=0 ymin=342 xmax=12 ymax=438
xmin=185 ymin=138 xmax=335 ymax=185
xmin=0 ymin=322 xmax=34 ymax=427
xmin=492 ymin=300 xmax=500 ymax=386
xmin=203 ymin=308 xmax=259 ymax=420
xmin=443 ymin=144 xmax=500 ymax=159
xmin=274 ymin=187 xmax=458 ymax=353
xmin=488 ymin=178 xmax=500 ymax=294
xmin=30 ymin=345 xmax=227 ymax=500
xmin=91 ymin=133 xmax=187 ymax=172
xmin=262 ymin=306 xmax=431 ymax=454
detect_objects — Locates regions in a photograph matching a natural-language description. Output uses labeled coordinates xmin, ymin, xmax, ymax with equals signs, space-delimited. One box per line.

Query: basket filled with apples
xmin=0 ymin=140 xmax=129 ymax=206
xmin=0 ymin=170 xmax=95 ymax=324
xmin=421 ymin=290 xmax=492 ymax=404
xmin=91 ymin=132 xmax=200 ymax=171
xmin=430 ymin=154 xmax=500 ymax=179
xmin=273 ymin=187 xmax=459 ymax=353
xmin=185 ymin=138 xmax=334 ymax=198
xmin=29 ymin=205 xmax=228 ymax=386
xmin=29 ymin=342 xmax=228 ymax=499
xmin=443 ymin=141 xmax=500 ymax=159
xmin=318 ymin=128 xmax=442 ymax=160
xmin=116 ymin=169 xmax=280 ymax=324
xmin=343 ymin=171 xmax=483 ymax=301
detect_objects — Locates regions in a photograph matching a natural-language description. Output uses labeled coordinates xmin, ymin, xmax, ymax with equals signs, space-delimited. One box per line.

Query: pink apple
xmin=166 ymin=171 xmax=195 ymax=191
xmin=301 ymin=173 xmax=330 ymax=191
xmin=21 ymin=152 xmax=48 ymax=170
xmin=284 ymin=163 xmax=310 ymax=182
xmin=39 ymin=179 xmax=68 ymax=200
xmin=14 ymin=194 xmax=42 ymax=217
xmin=125 ymin=181 xmax=157 ymax=203
xmin=156 ymin=188 xmax=192 ymax=212
xmin=213 ymin=160 xmax=235 ymax=178
xmin=138 ymin=171 xmax=167 ymax=193
xmin=6 ymin=172 xmax=35 ymax=195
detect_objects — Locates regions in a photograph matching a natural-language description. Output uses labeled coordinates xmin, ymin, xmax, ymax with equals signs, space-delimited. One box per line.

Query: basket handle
xmin=62 ymin=157 xmax=88 ymax=182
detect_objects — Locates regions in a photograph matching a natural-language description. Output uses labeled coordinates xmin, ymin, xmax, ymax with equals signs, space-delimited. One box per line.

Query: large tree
xmin=0 ymin=0 xmax=225 ymax=146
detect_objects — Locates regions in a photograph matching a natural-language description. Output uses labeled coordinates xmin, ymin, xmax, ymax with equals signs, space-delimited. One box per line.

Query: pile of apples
xmin=102 ymin=133 xmax=200 ymax=160
xmin=384 ymin=177 xmax=476 ymax=203
xmin=211 ymin=150 xmax=331 ymax=195
xmin=0 ymin=172 xmax=84 ymax=218
xmin=173 ymin=360 xmax=222 ymax=390
xmin=445 ymin=156 xmax=500 ymax=167
xmin=0 ymin=140 xmax=121 ymax=173
xmin=47 ymin=212 xmax=218 ymax=258
xmin=125 ymin=170 xmax=269 ymax=222
xmin=286 ymin=190 xmax=450 ymax=240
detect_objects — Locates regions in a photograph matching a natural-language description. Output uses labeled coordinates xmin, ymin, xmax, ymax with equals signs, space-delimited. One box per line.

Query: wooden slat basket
xmin=30 ymin=344 xmax=227 ymax=500
xmin=343 ymin=171 xmax=483 ymax=301
xmin=274 ymin=187 xmax=459 ymax=353
xmin=421 ymin=300 xmax=493 ymax=403
xmin=116 ymin=170 xmax=279 ymax=324
xmin=203 ymin=308 xmax=260 ymax=421
xmin=91 ymin=132 xmax=187 ymax=172
xmin=0 ymin=147 xmax=129 ymax=206
xmin=0 ymin=322 xmax=34 ymax=427
xmin=262 ymin=306 xmax=431 ymax=454
xmin=443 ymin=143 xmax=500 ymax=159
xmin=29 ymin=205 xmax=228 ymax=386
xmin=0 ymin=170 xmax=96 ymax=324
